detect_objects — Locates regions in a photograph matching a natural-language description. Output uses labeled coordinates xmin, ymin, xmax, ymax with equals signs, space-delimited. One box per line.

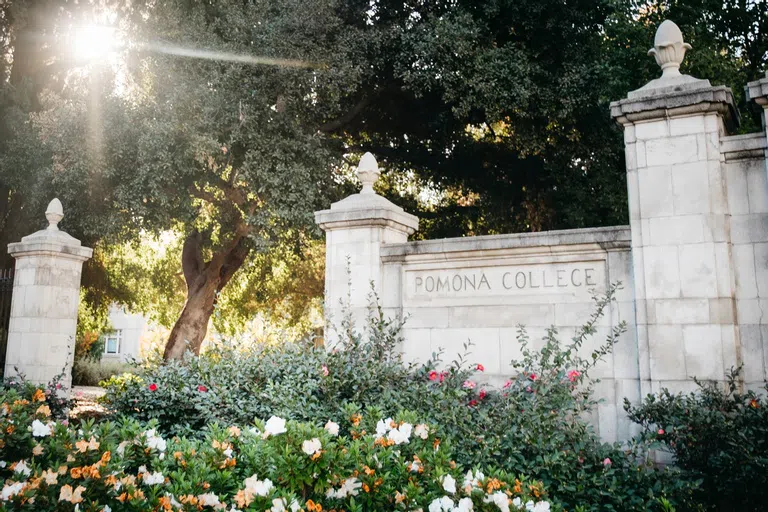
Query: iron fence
xmin=0 ymin=268 xmax=14 ymax=376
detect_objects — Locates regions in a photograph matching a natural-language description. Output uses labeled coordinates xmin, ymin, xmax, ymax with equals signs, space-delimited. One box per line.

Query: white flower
xmin=223 ymin=447 xmax=233 ymax=458
xmin=31 ymin=419 xmax=51 ymax=437
xmin=198 ymin=492 xmax=222 ymax=507
xmin=387 ymin=422 xmax=413 ymax=445
xmin=512 ymin=497 xmax=522 ymax=508
xmin=244 ymin=475 xmax=274 ymax=497
xmin=271 ymin=498 xmax=287 ymax=512
xmin=375 ymin=418 xmax=391 ymax=437
xmin=301 ymin=438 xmax=322 ymax=456
xmin=142 ymin=471 xmax=165 ymax=485
xmin=13 ymin=460 xmax=31 ymax=477
xmin=457 ymin=497 xmax=474 ymax=512
xmin=103 ymin=506 xmax=112 ymax=512
xmin=0 ymin=461 xmax=6 ymax=468
xmin=264 ymin=416 xmax=287 ymax=437
xmin=1 ymin=481 xmax=25 ymax=501
xmin=327 ymin=477 xmax=362 ymax=499
xmin=414 ymin=423 xmax=429 ymax=439
xmin=531 ymin=502 xmax=550 ymax=512
xmin=144 ymin=429 xmax=167 ymax=452
xmin=324 ymin=420 xmax=339 ymax=436
xmin=289 ymin=500 xmax=300 ymax=511
xmin=116 ymin=441 xmax=130 ymax=456
xmin=429 ymin=496 xmax=455 ymax=512
xmin=484 ymin=492 xmax=510 ymax=512
xmin=441 ymin=474 xmax=456 ymax=494
xmin=463 ymin=470 xmax=484 ymax=489
xmin=525 ymin=501 xmax=534 ymax=511
xmin=409 ymin=460 xmax=421 ymax=472
xmin=167 ymin=494 xmax=182 ymax=508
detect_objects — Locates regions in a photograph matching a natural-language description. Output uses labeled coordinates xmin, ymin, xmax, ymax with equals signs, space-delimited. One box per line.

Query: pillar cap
xmin=315 ymin=153 xmax=419 ymax=234
xmin=7 ymin=198 xmax=93 ymax=261
xmin=746 ymin=72 xmax=768 ymax=106
xmin=610 ymin=20 xmax=738 ymax=131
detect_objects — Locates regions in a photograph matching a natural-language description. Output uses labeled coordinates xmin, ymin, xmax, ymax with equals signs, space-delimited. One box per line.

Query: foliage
xmin=72 ymin=359 xmax=132 ymax=388
xmin=74 ymin=292 xmax=112 ymax=361
xmin=1 ymin=373 xmax=72 ymax=422
xmin=102 ymin=286 xmax=698 ymax=510
xmin=3 ymin=0 xmax=767 ymax=343
xmin=0 ymin=384 xmax=555 ymax=512
xmin=626 ymin=367 xmax=768 ymax=512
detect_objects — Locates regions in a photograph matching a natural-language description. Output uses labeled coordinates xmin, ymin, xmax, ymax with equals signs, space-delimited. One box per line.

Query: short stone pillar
xmin=611 ymin=21 xmax=741 ymax=395
xmin=5 ymin=199 xmax=93 ymax=389
xmin=315 ymin=153 xmax=418 ymax=344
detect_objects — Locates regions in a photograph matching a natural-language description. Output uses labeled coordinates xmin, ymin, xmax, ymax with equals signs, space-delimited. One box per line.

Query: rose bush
xmin=0 ymin=384 xmax=554 ymax=511
xmin=626 ymin=368 xmax=768 ymax=511
xmin=100 ymin=287 xmax=698 ymax=511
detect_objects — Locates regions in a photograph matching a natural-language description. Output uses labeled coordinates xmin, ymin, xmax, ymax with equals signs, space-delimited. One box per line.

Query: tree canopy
xmin=1 ymin=0 xmax=766 ymax=350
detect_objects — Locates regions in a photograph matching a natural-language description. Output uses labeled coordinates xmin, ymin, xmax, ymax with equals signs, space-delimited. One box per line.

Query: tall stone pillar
xmin=315 ymin=153 xmax=418 ymax=345
xmin=5 ymin=199 xmax=93 ymax=389
xmin=611 ymin=21 xmax=740 ymax=395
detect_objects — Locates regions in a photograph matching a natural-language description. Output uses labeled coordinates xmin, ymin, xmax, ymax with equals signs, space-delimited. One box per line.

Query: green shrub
xmin=0 ymin=384 xmax=554 ymax=511
xmin=72 ymin=358 xmax=133 ymax=387
xmin=626 ymin=368 xmax=768 ymax=511
xmin=101 ymin=286 xmax=697 ymax=511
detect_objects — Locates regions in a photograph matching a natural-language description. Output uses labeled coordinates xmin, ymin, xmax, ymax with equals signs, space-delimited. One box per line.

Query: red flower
xmin=657 ymin=428 xmax=664 ymax=435
xmin=529 ymin=373 xmax=537 ymax=381
xmin=468 ymin=399 xmax=478 ymax=407
xmin=197 ymin=385 xmax=208 ymax=393
xmin=476 ymin=364 xmax=485 ymax=372
xmin=567 ymin=370 xmax=581 ymax=382
xmin=429 ymin=371 xmax=439 ymax=381
xmin=478 ymin=389 xmax=487 ymax=400
xmin=439 ymin=371 xmax=448 ymax=382
xmin=148 ymin=383 xmax=158 ymax=392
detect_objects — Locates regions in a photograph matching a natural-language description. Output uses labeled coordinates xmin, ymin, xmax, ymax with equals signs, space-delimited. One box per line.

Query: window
xmin=104 ymin=330 xmax=122 ymax=355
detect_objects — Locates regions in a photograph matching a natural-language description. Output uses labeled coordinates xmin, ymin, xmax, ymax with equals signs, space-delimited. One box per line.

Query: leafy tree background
xmin=0 ymin=0 xmax=765 ymax=349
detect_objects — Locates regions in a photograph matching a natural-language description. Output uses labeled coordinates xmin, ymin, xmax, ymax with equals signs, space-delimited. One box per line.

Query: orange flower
xmin=350 ymin=413 xmax=362 ymax=426
xmin=100 ymin=451 xmax=111 ymax=464
xmin=306 ymin=499 xmax=323 ymax=511
xmin=32 ymin=444 xmax=44 ymax=456
xmin=32 ymin=389 xmax=46 ymax=402
xmin=35 ymin=405 xmax=51 ymax=417
xmin=70 ymin=467 xmax=83 ymax=479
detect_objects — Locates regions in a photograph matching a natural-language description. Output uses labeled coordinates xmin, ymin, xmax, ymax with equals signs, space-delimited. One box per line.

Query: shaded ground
xmin=71 ymin=385 xmax=107 ymax=420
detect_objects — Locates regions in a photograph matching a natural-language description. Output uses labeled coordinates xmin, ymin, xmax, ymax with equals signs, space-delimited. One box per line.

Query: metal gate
xmin=0 ymin=268 xmax=14 ymax=376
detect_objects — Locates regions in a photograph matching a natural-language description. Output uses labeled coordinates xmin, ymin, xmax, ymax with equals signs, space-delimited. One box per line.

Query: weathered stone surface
xmin=5 ymin=199 xmax=92 ymax=392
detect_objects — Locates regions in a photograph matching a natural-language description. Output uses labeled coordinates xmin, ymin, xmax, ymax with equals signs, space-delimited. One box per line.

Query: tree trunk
xmin=163 ymin=230 xmax=249 ymax=360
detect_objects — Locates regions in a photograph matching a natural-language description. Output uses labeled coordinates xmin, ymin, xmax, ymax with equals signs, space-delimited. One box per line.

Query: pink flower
xmin=525 ymin=386 xmax=532 ymax=393
xmin=61 ymin=419 xmax=69 ymax=427
xmin=567 ymin=370 xmax=581 ymax=382
xmin=322 ymin=365 xmax=329 ymax=377
xmin=502 ymin=380 xmax=512 ymax=389
xmin=148 ymin=383 xmax=158 ymax=392
xmin=478 ymin=389 xmax=487 ymax=400
xmin=197 ymin=385 xmax=208 ymax=393
xmin=476 ymin=364 xmax=485 ymax=372
xmin=578 ymin=456 xmax=584 ymax=464
xmin=429 ymin=371 xmax=439 ymax=381
xmin=462 ymin=380 xmax=476 ymax=390
xmin=658 ymin=429 xmax=665 ymax=435
xmin=440 ymin=372 xmax=448 ymax=382
xmin=603 ymin=458 xmax=612 ymax=467
xmin=468 ymin=399 xmax=478 ymax=407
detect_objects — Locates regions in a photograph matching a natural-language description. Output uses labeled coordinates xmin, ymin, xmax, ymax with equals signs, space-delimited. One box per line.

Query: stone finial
xmin=648 ymin=20 xmax=692 ymax=78
xmin=45 ymin=198 xmax=64 ymax=231
xmin=357 ymin=152 xmax=380 ymax=194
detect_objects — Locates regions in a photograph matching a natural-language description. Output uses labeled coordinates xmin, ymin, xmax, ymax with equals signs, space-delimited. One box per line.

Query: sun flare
xmin=71 ymin=24 xmax=119 ymax=61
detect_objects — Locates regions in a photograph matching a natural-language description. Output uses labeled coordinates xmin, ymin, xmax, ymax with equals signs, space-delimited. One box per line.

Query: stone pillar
xmin=315 ymin=153 xmax=418 ymax=344
xmin=611 ymin=21 xmax=740 ymax=395
xmin=5 ymin=199 xmax=93 ymax=389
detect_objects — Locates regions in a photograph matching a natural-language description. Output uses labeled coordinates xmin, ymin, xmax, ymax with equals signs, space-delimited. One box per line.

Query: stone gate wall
xmin=315 ymin=21 xmax=768 ymax=442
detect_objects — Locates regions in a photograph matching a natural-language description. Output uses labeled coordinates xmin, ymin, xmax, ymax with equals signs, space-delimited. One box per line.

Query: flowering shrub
xmin=626 ymin=368 xmax=768 ymax=511
xmin=0 ymin=385 xmax=555 ymax=511
xmin=101 ymin=286 xmax=697 ymax=510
